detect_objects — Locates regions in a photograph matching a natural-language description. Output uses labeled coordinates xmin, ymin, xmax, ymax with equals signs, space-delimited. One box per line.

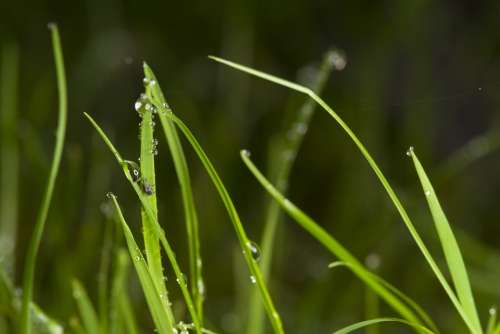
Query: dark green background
xmin=1 ymin=0 xmax=500 ymax=332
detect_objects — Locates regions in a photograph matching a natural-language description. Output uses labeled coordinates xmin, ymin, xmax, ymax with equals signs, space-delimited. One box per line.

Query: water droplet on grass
xmin=246 ymin=241 xmax=261 ymax=262
xmin=406 ymin=146 xmax=414 ymax=157
xmin=250 ymin=275 xmax=256 ymax=284
xmin=134 ymin=101 xmax=142 ymax=111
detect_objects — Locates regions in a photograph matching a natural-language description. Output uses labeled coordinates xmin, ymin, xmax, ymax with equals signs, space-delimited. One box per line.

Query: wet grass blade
xmin=331 ymin=318 xmax=435 ymax=334
xmin=84 ymin=113 xmax=201 ymax=333
xmin=109 ymin=194 xmax=173 ymax=334
xmin=240 ymin=152 xmax=430 ymax=332
xmin=410 ymin=150 xmax=482 ymax=334
xmin=0 ymin=42 xmax=19 ymax=278
xmin=210 ymin=56 xmax=478 ymax=334
xmin=20 ymin=23 xmax=68 ymax=334
xmin=487 ymin=308 xmax=497 ymax=334
xmin=163 ymin=112 xmax=284 ymax=334
xmin=247 ymin=50 xmax=336 ymax=334
xmin=136 ymin=91 xmax=174 ymax=326
xmin=98 ymin=216 xmax=114 ymax=334
xmin=72 ymin=279 xmax=100 ymax=334
xmin=143 ymin=63 xmax=204 ymax=322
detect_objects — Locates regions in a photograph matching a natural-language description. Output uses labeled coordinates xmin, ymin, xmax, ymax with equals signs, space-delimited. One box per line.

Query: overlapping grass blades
xmin=143 ymin=63 xmax=204 ymax=322
xmin=240 ymin=152 xmax=433 ymax=332
xmin=20 ymin=23 xmax=68 ymax=334
xmin=109 ymin=194 xmax=173 ymax=334
xmin=136 ymin=92 xmax=175 ymax=327
xmin=72 ymin=279 xmax=100 ymax=334
xmin=162 ymin=111 xmax=285 ymax=334
xmin=331 ymin=317 xmax=435 ymax=334
xmin=210 ymin=56 xmax=481 ymax=334
xmin=84 ymin=112 xmax=202 ymax=333
xmin=247 ymin=50 xmax=336 ymax=334
xmin=410 ymin=150 xmax=482 ymax=333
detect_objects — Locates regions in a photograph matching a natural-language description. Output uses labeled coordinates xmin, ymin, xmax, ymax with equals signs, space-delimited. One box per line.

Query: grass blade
xmin=109 ymin=194 xmax=173 ymax=334
xmin=98 ymin=215 xmax=114 ymax=334
xmin=247 ymin=50 xmax=336 ymax=334
xmin=110 ymin=249 xmax=138 ymax=334
xmin=136 ymin=90 xmax=174 ymax=326
xmin=20 ymin=23 xmax=68 ymax=334
xmin=0 ymin=42 xmax=20 ymax=278
xmin=72 ymin=279 xmax=100 ymax=334
xmin=162 ymin=112 xmax=285 ymax=334
xmin=487 ymin=307 xmax=497 ymax=334
xmin=210 ymin=56 xmax=478 ymax=334
xmin=143 ymin=63 xmax=204 ymax=322
xmin=84 ymin=113 xmax=201 ymax=333
xmin=331 ymin=318 xmax=435 ymax=334
xmin=240 ymin=151 xmax=431 ymax=332
xmin=410 ymin=150 xmax=482 ymax=333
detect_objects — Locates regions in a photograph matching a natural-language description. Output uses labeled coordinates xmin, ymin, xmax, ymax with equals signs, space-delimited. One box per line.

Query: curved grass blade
xmin=210 ymin=56 xmax=478 ymax=334
xmin=0 ymin=42 xmax=19 ymax=278
xmin=162 ymin=112 xmax=284 ymax=334
xmin=143 ymin=63 xmax=204 ymax=322
xmin=240 ymin=152 xmax=430 ymax=332
xmin=84 ymin=113 xmax=201 ymax=333
xmin=410 ymin=150 xmax=482 ymax=334
xmin=331 ymin=318 xmax=435 ymax=334
xmin=247 ymin=50 xmax=336 ymax=334
xmin=71 ymin=279 xmax=100 ymax=334
xmin=328 ymin=261 xmax=439 ymax=333
xmin=20 ymin=23 xmax=68 ymax=334
xmin=136 ymin=94 xmax=174 ymax=326
xmin=109 ymin=194 xmax=173 ymax=334
xmin=98 ymin=215 xmax=114 ymax=334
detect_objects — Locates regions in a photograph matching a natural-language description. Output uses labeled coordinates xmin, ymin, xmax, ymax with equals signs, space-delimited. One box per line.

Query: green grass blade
xmin=487 ymin=308 xmax=497 ymax=334
xmin=162 ymin=112 xmax=284 ymax=334
xmin=240 ymin=152 xmax=430 ymax=332
xmin=109 ymin=194 xmax=173 ymax=334
xmin=328 ymin=261 xmax=439 ymax=333
xmin=247 ymin=50 xmax=336 ymax=334
xmin=410 ymin=150 xmax=482 ymax=333
xmin=331 ymin=318 xmax=435 ymax=334
xmin=20 ymin=23 xmax=68 ymax=334
xmin=71 ymin=279 xmax=100 ymax=334
xmin=110 ymin=248 xmax=138 ymax=334
xmin=98 ymin=216 xmax=114 ymax=334
xmin=0 ymin=42 xmax=20 ymax=278
xmin=211 ymin=56 xmax=478 ymax=334
xmin=143 ymin=63 xmax=204 ymax=322
xmin=84 ymin=113 xmax=201 ymax=333
xmin=492 ymin=321 xmax=500 ymax=334
xmin=136 ymin=91 xmax=174 ymax=326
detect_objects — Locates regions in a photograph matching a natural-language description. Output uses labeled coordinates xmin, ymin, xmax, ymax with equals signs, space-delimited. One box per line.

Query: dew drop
xmin=143 ymin=78 xmax=150 ymax=85
xmin=250 ymin=275 xmax=256 ymax=284
xmin=145 ymin=103 xmax=152 ymax=111
xmin=365 ymin=253 xmax=381 ymax=270
xmin=241 ymin=149 xmax=251 ymax=158
xmin=134 ymin=101 xmax=142 ymax=111
xmin=406 ymin=146 xmax=414 ymax=157
xmin=246 ymin=241 xmax=261 ymax=262
xmin=106 ymin=192 xmax=114 ymax=199
xmin=425 ymin=190 xmax=431 ymax=197
xmin=327 ymin=50 xmax=347 ymax=71
xmin=490 ymin=306 xmax=497 ymax=316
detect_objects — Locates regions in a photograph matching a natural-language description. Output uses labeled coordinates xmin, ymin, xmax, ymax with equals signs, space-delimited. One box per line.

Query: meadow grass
xmin=2 ymin=24 xmax=500 ymax=334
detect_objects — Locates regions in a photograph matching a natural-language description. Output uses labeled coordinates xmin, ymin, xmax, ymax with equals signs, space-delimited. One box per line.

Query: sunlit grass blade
xmin=328 ymin=261 xmax=439 ymax=333
xmin=410 ymin=150 xmax=482 ymax=333
xmin=247 ymin=49 xmax=336 ymax=334
xmin=84 ymin=113 xmax=201 ymax=333
xmin=240 ymin=152 xmax=430 ymax=332
xmin=71 ymin=279 xmax=100 ymax=334
xmin=20 ymin=23 xmax=68 ymax=334
xmin=110 ymin=249 xmax=138 ymax=334
xmin=162 ymin=112 xmax=284 ymax=334
xmin=210 ymin=55 xmax=478 ymax=334
xmin=109 ymin=194 xmax=173 ymax=334
xmin=331 ymin=318 xmax=435 ymax=334
xmin=143 ymin=63 xmax=204 ymax=322
xmin=0 ymin=42 xmax=19 ymax=278
xmin=136 ymin=90 xmax=174 ymax=326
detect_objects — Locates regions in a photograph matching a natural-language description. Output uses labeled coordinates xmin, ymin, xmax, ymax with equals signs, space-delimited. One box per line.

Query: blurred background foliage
xmin=1 ymin=0 xmax=500 ymax=332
